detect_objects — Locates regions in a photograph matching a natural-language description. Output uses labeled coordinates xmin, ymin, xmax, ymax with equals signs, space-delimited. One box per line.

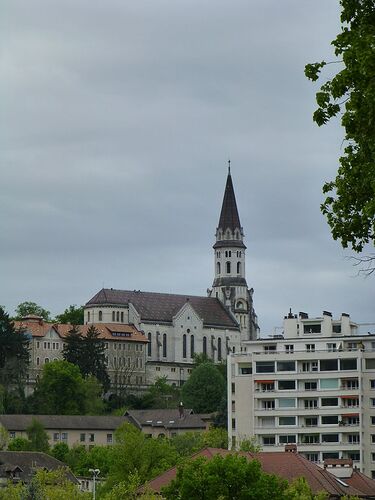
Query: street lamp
xmin=89 ymin=468 xmax=100 ymax=500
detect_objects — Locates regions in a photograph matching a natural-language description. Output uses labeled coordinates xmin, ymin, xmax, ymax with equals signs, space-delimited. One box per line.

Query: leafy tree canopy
xmin=26 ymin=418 xmax=50 ymax=453
xmin=30 ymin=360 xmax=103 ymax=415
xmin=14 ymin=301 xmax=50 ymax=321
xmin=55 ymin=305 xmax=84 ymax=325
xmin=181 ymin=362 xmax=226 ymax=413
xmin=162 ymin=453 xmax=288 ymax=500
xmin=305 ymin=0 xmax=375 ymax=256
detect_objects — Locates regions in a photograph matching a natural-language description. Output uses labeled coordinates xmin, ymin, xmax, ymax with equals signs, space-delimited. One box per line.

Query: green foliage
xmin=162 ymin=453 xmax=288 ymax=499
xmin=170 ymin=428 xmax=228 ymax=457
xmin=105 ymin=423 xmax=178 ymax=489
xmin=30 ymin=360 xmax=103 ymax=415
xmin=0 ymin=307 xmax=30 ymax=390
xmin=14 ymin=301 xmax=50 ymax=321
xmin=51 ymin=442 xmax=70 ymax=462
xmin=7 ymin=437 xmax=31 ymax=451
xmin=55 ymin=305 xmax=84 ymax=325
xmin=181 ymin=362 xmax=226 ymax=413
xmin=239 ymin=436 xmax=262 ymax=453
xmin=63 ymin=325 xmax=110 ymax=391
xmin=141 ymin=377 xmax=181 ymax=409
xmin=31 ymin=467 xmax=90 ymax=499
xmin=26 ymin=418 xmax=50 ymax=452
xmin=0 ymin=481 xmax=26 ymax=499
xmin=305 ymin=0 xmax=375 ymax=253
xmin=0 ymin=424 xmax=8 ymax=450
xmin=285 ymin=476 xmax=328 ymax=500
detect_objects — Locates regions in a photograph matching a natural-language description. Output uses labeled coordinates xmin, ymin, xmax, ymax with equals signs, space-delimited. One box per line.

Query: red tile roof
xmin=346 ymin=469 xmax=375 ymax=496
xmin=143 ymin=448 xmax=367 ymax=498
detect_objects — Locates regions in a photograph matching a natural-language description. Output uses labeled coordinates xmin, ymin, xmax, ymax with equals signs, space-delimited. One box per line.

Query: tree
xmin=140 ymin=377 xmax=181 ymax=409
xmin=0 ymin=307 xmax=30 ymax=395
xmin=55 ymin=305 xmax=84 ymax=325
xmin=162 ymin=453 xmax=288 ymax=500
xmin=30 ymin=360 xmax=102 ymax=415
xmin=26 ymin=418 xmax=50 ymax=452
xmin=239 ymin=436 xmax=262 ymax=453
xmin=0 ymin=425 xmax=8 ymax=450
xmin=14 ymin=301 xmax=50 ymax=321
xmin=63 ymin=325 xmax=110 ymax=392
xmin=285 ymin=477 xmax=329 ymax=500
xmin=7 ymin=437 xmax=31 ymax=451
xmin=51 ymin=442 xmax=70 ymax=463
xmin=305 ymin=0 xmax=375 ymax=263
xmin=181 ymin=362 xmax=226 ymax=413
xmin=105 ymin=423 xmax=178 ymax=489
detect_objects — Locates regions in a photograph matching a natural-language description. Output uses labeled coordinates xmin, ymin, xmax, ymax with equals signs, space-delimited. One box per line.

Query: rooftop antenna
xmin=228 ymin=159 xmax=231 ymax=175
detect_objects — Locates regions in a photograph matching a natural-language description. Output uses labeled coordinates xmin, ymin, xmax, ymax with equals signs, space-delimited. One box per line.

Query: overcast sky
xmin=1 ymin=1 xmax=373 ymax=334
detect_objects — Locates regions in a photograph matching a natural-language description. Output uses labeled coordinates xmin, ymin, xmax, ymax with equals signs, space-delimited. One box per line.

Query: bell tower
xmin=208 ymin=164 xmax=259 ymax=341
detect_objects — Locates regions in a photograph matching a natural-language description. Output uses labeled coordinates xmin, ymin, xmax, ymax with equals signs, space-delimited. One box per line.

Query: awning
xmin=341 ymin=413 xmax=359 ymax=417
xmin=254 ymin=380 xmax=274 ymax=384
xmin=341 ymin=395 xmax=359 ymax=399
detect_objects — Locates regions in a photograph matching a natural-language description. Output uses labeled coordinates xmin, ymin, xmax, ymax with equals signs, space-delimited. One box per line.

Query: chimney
xmin=284 ymin=444 xmax=297 ymax=453
xmin=178 ymin=401 xmax=184 ymax=418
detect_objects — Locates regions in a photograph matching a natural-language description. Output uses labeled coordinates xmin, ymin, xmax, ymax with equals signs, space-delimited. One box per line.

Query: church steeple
xmin=208 ymin=166 xmax=259 ymax=341
xmin=217 ymin=168 xmax=242 ymax=236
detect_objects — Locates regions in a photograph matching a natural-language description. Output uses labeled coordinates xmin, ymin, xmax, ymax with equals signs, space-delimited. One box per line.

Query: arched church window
xmin=163 ymin=333 xmax=167 ymax=358
xmin=116 ymin=311 xmax=120 ymax=322
xmin=148 ymin=332 xmax=152 ymax=357
xmin=236 ymin=301 xmax=244 ymax=309
xmin=203 ymin=336 xmax=207 ymax=356
xmin=225 ymin=251 xmax=228 ymax=258
xmin=226 ymin=261 xmax=231 ymax=274
xmin=99 ymin=311 xmax=103 ymax=321
xmin=183 ymin=334 xmax=187 ymax=358
xmin=87 ymin=311 xmax=90 ymax=322
xmin=228 ymin=251 xmax=231 ymax=257
xmin=112 ymin=311 xmax=115 ymax=321
xmin=217 ymin=262 xmax=221 ymax=274
xmin=190 ymin=335 xmax=195 ymax=357
xmin=121 ymin=311 xmax=124 ymax=322
xmin=237 ymin=262 xmax=241 ymax=274
xmin=218 ymin=338 xmax=222 ymax=361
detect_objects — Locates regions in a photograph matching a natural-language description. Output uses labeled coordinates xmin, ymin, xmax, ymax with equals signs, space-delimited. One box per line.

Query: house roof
xmin=14 ymin=321 xmax=148 ymax=343
xmin=85 ymin=289 xmax=238 ymax=329
xmin=0 ymin=451 xmax=78 ymax=484
xmin=217 ymin=172 xmax=242 ymax=233
xmin=0 ymin=415 xmax=131 ymax=431
xmin=125 ymin=409 xmax=207 ymax=430
xmin=143 ymin=448 xmax=367 ymax=498
xmin=345 ymin=469 xmax=375 ymax=497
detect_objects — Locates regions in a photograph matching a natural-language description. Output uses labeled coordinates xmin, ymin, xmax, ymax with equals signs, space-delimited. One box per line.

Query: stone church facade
xmin=84 ymin=169 xmax=259 ymax=385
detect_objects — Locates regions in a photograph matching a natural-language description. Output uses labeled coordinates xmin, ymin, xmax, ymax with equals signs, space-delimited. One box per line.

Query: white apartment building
xmin=228 ymin=310 xmax=375 ymax=478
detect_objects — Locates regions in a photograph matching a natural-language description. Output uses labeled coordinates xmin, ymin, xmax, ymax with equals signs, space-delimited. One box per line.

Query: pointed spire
xmin=217 ymin=167 xmax=242 ymax=233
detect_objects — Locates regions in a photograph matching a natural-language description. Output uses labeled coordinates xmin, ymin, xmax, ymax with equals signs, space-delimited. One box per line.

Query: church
xmin=84 ymin=168 xmax=259 ymax=385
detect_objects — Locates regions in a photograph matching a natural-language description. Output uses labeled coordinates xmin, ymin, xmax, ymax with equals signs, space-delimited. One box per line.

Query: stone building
xmin=84 ymin=169 xmax=259 ymax=384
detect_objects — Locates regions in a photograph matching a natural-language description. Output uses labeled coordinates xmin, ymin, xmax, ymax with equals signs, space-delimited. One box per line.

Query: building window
xmin=321 ymin=397 xmax=338 ymax=407
xmin=304 ymin=381 xmax=317 ymax=391
xmin=322 ymin=415 xmax=338 ymax=425
xmin=87 ymin=312 xmax=90 ymax=322
xmin=322 ymin=434 xmax=339 ymax=443
xmin=279 ymin=416 xmax=296 ymax=426
xmin=36 ymin=357 xmax=40 ymax=366
xmin=218 ymin=338 xmax=222 ymax=361
xmin=53 ymin=433 xmax=60 ymax=442
xmin=304 ymin=399 xmax=318 ymax=409
xmin=183 ymin=334 xmax=187 ymax=358
xmin=340 ymin=358 xmax=357 ymax=370
xmin=279 ymin=435 xmax=296 ymax=444
xmin=263 ymin=436 xmax=275 ymax=446
xmin=61 ymin=433 xmax=68 ymax=442
xmin=99 ymin=310 xmax=102 ymax=321
xmin=320 ymin=359 xmax=338 ymax=371
xmin=304 ymin=323 xmax=321 ymax=334
xmin=9 ymin=431 xmax=15 ymax=439
xmin=327 ymin=343 xmax=337 ymax=352
xmin=80 ymin=433 xmax=85 ymax=442
xmin=89 ymin=434 xmax=95 ymax=442
xmin=305 ymin=417 xmax=318 ymax=427
xmin=278 ymin=380 xmax=296 ymax=390
xmin=120 ymin=311 xmax=124 ymax=322
xmin=107 ymin=433 xmax=113 ymax=444
xmin=306 ymin=453 xmax=319 ymax=463
xmin=348 ymin=434 xmax=360 ymax=444
xmin=306 ymin=344 xmax=315 ymax=352
xmin=156 ymin=366 xmax=160 ymax=372
xmin=163 ymin=333 xmax=167 ymax=358
xmin=256 ymin=361 xmax=275 ymax=373
xmin=116 ymin=311 xmax=119 ymax=322
xmin=112 ymin=311 xmax=115 ymax=321
xmin=44 ymin=358 xmax=50 ymax=364
xmin=285 ymin=345 xmax=294 ymax=353
xmin=203 ymin=336 xmax=207 ymax=356
xmin=277 ymin=361 xmax=295 ymax=372
xmin=190 ymin=335 xmax=194 ymax=357
xmin=148 ymin=332 xmax=152 ymax=357
xmin=217 ymin=262 xmax=221 ymax=275
xmin=262 ymin=400 xmax=275 ymax=410
xmin=226 ymin=261 xmax=231 ymax=274
xmin=236 ymin=262 xmax=241 ymax=274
